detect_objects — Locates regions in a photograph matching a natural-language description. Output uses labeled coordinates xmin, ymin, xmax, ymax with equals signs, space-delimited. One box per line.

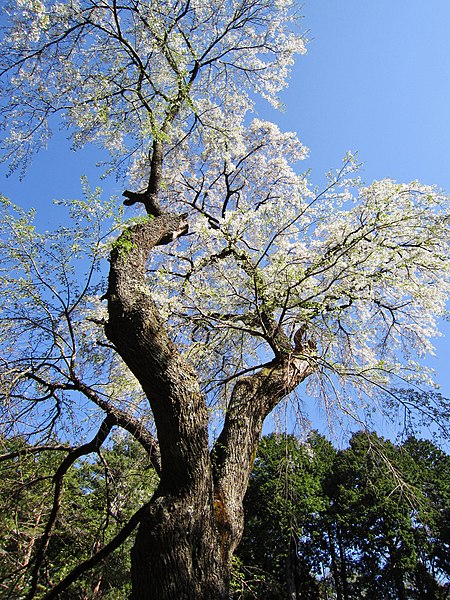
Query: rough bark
xmin=105 ymin=215 xmax=227 ymax=599
xmin=104 ymin=214 xmax=316 ymax=599
xmin=212 ymin=355 xmax=315 ymax=562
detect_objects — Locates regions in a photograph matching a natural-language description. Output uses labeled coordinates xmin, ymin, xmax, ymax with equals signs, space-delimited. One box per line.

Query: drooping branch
xmin=25 ymin=372 xmax=163 ymax=475
xmin=70 ymin=376 xmax=162 ymax=476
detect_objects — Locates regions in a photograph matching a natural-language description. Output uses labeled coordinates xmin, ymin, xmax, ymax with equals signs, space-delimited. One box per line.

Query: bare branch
xmin=25 ymin=414 xmax=116 ymax=600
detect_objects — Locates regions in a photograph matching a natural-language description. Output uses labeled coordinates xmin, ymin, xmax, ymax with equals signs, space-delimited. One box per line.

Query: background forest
xmin=1 ymin=426 xmax=449 ymax=599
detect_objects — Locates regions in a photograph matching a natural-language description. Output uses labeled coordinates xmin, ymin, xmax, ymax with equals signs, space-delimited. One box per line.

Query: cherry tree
xmin=1 ymin=0 xmax=450 ymax=598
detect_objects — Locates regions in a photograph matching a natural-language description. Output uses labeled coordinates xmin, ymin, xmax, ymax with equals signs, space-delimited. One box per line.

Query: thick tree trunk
xmin=104 ymin=214 xmax=316 ymax=599
xmin=130 ymin=492 xmax=228 ymax=600
xmin=105 ymin=215 xmax=229 ymax=599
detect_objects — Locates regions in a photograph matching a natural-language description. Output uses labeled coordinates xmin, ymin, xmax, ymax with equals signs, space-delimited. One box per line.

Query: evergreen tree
xmin=236 ymin=432 xmax=335 ymax=598
xmin=0 ymin=433 xmax=156 ymax=598
xmin=236 ymin=431 xmax=450 ymax=599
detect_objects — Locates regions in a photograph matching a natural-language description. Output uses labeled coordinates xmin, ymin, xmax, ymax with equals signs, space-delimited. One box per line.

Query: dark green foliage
xmin=2 ymin=429 xmax=448 ymax=598
xmin=234 ymin=431 xmax=450 ymax=600
xmin=0 ymin=432 xmax=157 ymax=598
xmin=234 ymin=432 xmax=336 ymax=598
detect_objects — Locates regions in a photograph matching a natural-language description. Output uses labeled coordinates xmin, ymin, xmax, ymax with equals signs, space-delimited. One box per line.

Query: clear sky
xmin=1 ymin=1 xmax=450 ymax=402
xmin=274 ymin=0 xmax=450 ymax=190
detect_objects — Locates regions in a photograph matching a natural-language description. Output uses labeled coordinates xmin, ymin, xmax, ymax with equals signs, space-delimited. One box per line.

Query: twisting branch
xmin=25 ymin=371 xmax=162 ymax=475
xmin=70 ymin=376 xmax=162 ymax=476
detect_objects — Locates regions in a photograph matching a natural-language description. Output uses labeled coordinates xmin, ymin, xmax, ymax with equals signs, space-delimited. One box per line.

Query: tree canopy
xmin=0 ymin=1 xmax=450 ymax=598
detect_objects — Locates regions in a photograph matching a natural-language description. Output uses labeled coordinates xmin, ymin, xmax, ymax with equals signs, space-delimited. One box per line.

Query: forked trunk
xmin=105 ymin=214 xmax=316 ymax=599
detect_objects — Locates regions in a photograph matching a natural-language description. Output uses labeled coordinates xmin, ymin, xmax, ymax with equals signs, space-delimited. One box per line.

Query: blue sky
xmin=1 ymin=1 xmax=450 ymax=403
xmin=281 ymin=1 xmax=450 ymax=405
xmin=277 ymin=0 xmax=450 ymax=190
